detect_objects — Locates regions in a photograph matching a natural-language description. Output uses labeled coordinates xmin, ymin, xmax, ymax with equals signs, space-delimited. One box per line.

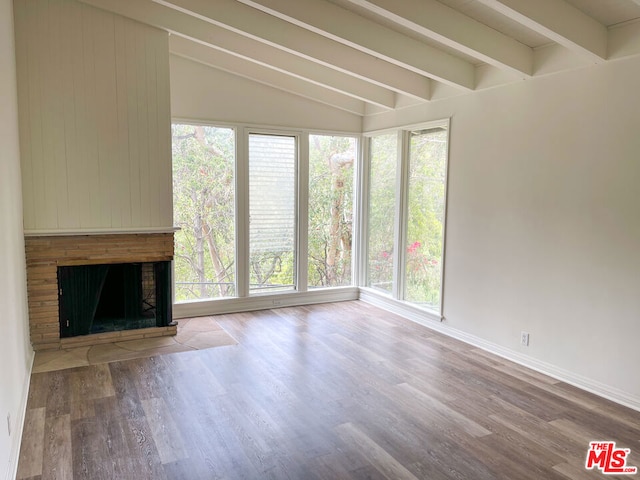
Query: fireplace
xmin=58 ymin=261 xmax=172 ymax=338
xmin=25 ymin=232 xmax=176 ymax=350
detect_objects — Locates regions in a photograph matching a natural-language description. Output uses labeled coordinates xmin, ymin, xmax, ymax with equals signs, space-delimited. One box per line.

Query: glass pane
xmin=172 ymin=124 xmax=236 ymax=301
xmin=367 ymin=133 xmax=398 ymax=293
xmin=249 ymin=134 xmax=297 ymax=293
xmin=308 ymin=135 xmax=356 ymax=288
xmin=404 ymin=127 xmax=448 ymax=310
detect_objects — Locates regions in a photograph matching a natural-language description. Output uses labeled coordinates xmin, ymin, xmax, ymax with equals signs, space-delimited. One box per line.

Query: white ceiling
xmin=82 ymin=0 xmax=640 ymax=116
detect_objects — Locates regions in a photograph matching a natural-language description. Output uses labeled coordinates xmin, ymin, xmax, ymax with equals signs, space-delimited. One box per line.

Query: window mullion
xmin=297 ymin=133 xmax=309 ymax=292
xmin=393 ymin=130 xmax=410 ymax=300
xmin=236 ymin=127 xmax=250 ymax=298
xmin=354 ymin=135 xmax=368 ymax=287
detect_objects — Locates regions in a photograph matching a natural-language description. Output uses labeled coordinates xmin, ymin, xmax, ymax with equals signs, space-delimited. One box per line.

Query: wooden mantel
xmin=25 ymin=232 xmax=175 ymax=351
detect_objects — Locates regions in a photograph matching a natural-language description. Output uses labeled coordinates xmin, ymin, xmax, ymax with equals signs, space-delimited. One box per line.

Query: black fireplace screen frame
xmin=58 ymin=261 xmax=172 ymax=338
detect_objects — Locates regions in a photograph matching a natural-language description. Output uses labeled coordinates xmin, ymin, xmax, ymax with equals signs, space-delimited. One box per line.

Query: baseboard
xmin=359 ymin=288 xmax=442 ymax=323
xmin=436 ymin=324 xmax=640 ymax=412
xmin=173 ymin=287 xmax=360 ymax=319
xmin=6 ymin=350 xmax=34 ymax=480
xmin=359 ymin=290 xmax=640 ymax=413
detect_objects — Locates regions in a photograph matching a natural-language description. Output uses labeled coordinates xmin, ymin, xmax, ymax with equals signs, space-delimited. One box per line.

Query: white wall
xmin=170 ymin=54 xmax=362 ymax=133
xmin=0 ymin=0 xmax=34 ymax=477
xmin=14 ymin=0 xmax=173 ymax=233
xmin=365 ymin=56 xmax=640 ymax=407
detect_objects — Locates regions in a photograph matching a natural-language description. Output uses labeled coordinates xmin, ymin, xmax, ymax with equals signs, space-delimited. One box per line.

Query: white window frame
xmin=360 ymin=119 xmax=451 ymax=322
xmin=307 ymin=132 xmax=360 ymax=291
xmin=172 ymin=120 xmax=360 ymax=319
xmin=170 ymin=120 xmax=239 ymax=303
xmin=244 ymin=128 xmax=301 ymax=296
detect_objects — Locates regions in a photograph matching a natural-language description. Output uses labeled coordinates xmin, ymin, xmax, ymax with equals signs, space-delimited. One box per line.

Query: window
xmin=308 ymin=135 xmax=356 ymax=288
xmin=172 ymin=124 xmax=235 ymax=301
xmin=171 ymin=124 xmax=359 ymax=310
xmin=404 ymin=127 xmax=448 ymax=309
xmin=366 ymin=133 xmax=398 ymax=294
xmin=248 ymin=134 xmax=297 ymax=293
xmin=365 ymin=121 xmax=449 ymax=315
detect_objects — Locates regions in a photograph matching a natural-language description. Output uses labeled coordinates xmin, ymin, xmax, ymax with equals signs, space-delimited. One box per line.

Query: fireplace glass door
xmin=58 ymin=261 xmax=171 ymax=337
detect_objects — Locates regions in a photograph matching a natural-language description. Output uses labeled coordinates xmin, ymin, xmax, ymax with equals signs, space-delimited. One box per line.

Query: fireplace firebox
xmin=58 ymin=261 xmax=172 ymax=338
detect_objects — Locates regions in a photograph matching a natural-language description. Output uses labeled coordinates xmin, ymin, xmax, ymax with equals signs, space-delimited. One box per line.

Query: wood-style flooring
xmin=17 ymin=301 xmax=640 ymax=479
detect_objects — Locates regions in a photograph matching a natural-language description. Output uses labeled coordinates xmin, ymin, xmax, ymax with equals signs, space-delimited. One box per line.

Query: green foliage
xmin=172 ymin=124 xmax=235 ymax=301
xmin=366 ymin=129 xmax=448 ymax=310
xmin=173 ymin=127 xmax=357 ymax=298
xmin=367 ymin=133 xmax=397 ymax=293
xmin=308 ymin=135 xmax=356 ymax=288
xmin=405 ymin=129 xmax=448 ymax=308
xmin=172 ymin=123 xmax=446 ymax=306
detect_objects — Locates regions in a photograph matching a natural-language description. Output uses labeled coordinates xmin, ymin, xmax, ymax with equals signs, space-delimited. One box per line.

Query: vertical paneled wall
xmin=14 ymin=0 xmax=172 ymax=232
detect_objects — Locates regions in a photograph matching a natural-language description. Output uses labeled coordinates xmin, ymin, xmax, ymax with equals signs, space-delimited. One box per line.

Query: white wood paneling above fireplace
xmin=14 ymin=0 xmax=173 ymax=233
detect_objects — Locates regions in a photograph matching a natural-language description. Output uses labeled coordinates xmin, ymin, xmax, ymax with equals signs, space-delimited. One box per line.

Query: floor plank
xmin=41 ymin=414 xmax=73 ymax=480
xmin=17 ymin=301 xmax=640 ymax=479
xmin=17 ymin=407 xmax=45 ymax=479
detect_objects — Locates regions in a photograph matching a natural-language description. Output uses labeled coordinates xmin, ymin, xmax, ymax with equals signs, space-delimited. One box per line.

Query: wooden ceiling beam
xmin=186 ymin=0 xmax=475 ymax=90
xmin=345 ymin=0 xmax=533 ymax=77
xmin=82 ymin=0 xmax=433 ymax=101
xmin=477 ymin=0 xmax=608 ymax=63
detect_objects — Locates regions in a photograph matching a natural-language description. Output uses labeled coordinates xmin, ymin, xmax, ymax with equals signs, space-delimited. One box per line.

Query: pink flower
xmin=407 ymin=241 xmax=421 ymax=254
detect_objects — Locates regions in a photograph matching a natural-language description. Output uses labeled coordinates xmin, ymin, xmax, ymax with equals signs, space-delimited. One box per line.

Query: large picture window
xmin=366 ymin=133 xmax=398 ymax=294
xmin=248 ymin=133 xmax=297 ymax=293
xmin=174 ymin=126 xmax=360 ymax=304
xmin=404 ymin=127 xmax=448 ymax=310
xmin=171 ymin=119 xmax=447 ymax=317
xmin=308 ymin=135 xmax=356 ymax=288
xmin=172 ymin=124 xmax=235 ymax=302
xmin=365 ymin=121 xmax=449 ymax=316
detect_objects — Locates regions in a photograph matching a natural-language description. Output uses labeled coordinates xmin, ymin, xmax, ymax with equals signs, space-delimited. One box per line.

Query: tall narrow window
xmin=308 ymin=135 xmax=356 ymax=288
xmin=366 ymin=133 xmax=398 ymax=294
xmin=249 ymin=134 xmax=297 ymax=293
xmin=172 ymin=124 xmax=236 ymax=301
xmin=404 ymin=127 xmax=448 ymax=309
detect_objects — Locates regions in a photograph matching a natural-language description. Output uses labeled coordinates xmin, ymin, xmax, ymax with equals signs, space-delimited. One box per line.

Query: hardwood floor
xmin=17 ymin=301 xmax=640 ymax=479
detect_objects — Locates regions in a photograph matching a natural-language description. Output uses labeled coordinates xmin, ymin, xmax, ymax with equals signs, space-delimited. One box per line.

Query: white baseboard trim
xmin=173 ymin=287 xmax=360 ymax=319
xmin=360 ymin=290 xmax=640 ymax=413
xmin=359 ymin=288 xmax=442 ymax=323
xmin=6 ymin=350 xmax=34 ymax=480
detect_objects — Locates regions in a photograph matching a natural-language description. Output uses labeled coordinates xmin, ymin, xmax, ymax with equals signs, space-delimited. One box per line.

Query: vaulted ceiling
xmin=81 ymin=0 xmax=640 ymax=116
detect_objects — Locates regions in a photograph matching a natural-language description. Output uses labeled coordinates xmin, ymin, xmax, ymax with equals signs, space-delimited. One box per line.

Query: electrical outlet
xmin=7 ymin=413 xmax=11 ymax=436
xmin=520 ymin=332 xmax=530 ymax=347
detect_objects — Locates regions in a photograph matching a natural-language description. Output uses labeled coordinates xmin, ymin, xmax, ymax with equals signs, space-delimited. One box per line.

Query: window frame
xmin=361 ymin=119 xmax=451 ymax=320
xmin=170 ymin=116 xmax=448 ymax=320
xmin=170 ymin=120 xmax=238 ymax=303
xmin=245 ymin=129 xmax=301 ymax=295
xmin=361 ymin=131 xmax=401 ymax=296
xmin=171 ymin=119 xmax=361 ymax=318
xmin=307 ymin=133 xmax=359 ymax=290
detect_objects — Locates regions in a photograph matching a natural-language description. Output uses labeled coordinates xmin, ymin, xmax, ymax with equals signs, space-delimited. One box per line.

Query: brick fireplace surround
xmin=24 ymin=232 xmax=176 ymax=351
